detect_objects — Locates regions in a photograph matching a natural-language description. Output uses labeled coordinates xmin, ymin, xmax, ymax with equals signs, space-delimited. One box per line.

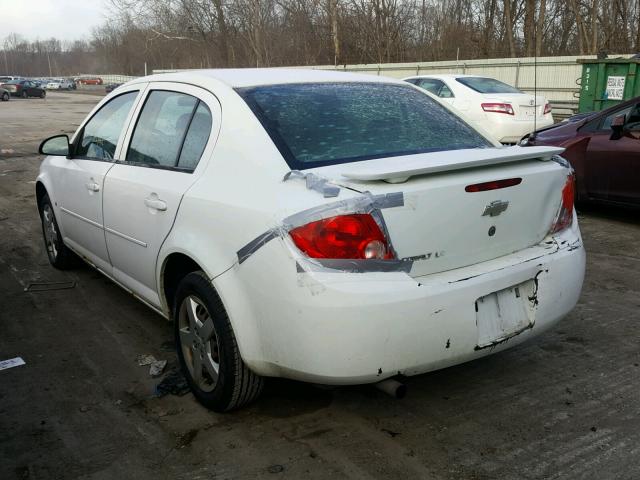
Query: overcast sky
xmin=0 ymin=0 xmax=107 ymax=42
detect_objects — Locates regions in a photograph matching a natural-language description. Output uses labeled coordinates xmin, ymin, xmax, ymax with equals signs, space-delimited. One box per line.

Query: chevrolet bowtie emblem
xmin=482 ymin=200 xmax=509 ymax=217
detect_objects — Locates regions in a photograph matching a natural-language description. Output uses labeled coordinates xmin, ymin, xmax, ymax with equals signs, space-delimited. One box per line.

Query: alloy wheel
xmin=178 ymin=295 xmax=221 ymax=392
xmin=42 ymin=204 xmax=58 ymax=260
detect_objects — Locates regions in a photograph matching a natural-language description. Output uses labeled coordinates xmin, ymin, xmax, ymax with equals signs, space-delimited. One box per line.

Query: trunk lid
xmin=483 ymin=93 xmax=547 ymax=120
xmin=309 ymin=146 xmax=568 ymax=277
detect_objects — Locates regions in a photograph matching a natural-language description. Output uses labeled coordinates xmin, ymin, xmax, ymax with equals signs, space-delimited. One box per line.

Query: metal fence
xmin=312 ymin=54 xmax=633 ymax=118
xmin=154 ymin=54 xmax=633 ymax=119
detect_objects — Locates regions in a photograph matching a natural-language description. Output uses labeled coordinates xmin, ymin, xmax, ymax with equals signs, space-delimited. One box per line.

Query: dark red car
xmin=523 ymin=96 xmax=640 ymax=207
xmin=76 ymin=77 xmax=103 ymax=85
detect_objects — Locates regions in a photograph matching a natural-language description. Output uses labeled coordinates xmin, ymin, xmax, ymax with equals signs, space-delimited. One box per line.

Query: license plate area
xmin=475 ymin=280 xmax=536 ymax=349
xmin=520 ymin=106 xmax=536 ymax=118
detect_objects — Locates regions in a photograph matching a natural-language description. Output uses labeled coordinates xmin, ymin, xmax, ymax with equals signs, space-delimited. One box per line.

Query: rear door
xmin=102 ymin=82 xmax=220 ymax=307
xmin=55 ymin=88 xmax=142 ymax=272
xmin=584 ymin=103 xmax=640 ymax=204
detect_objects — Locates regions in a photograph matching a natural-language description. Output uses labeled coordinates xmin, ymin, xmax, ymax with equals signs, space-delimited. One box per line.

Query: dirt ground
xmin=1 ymin=91 xmax=639 ymax=480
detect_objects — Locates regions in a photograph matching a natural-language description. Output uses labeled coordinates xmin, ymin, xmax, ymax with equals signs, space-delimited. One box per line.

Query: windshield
xmin=237 ymin=82 xmax=490 ymax=169
xmin=456 ymin=77 xmax=522 ymax=94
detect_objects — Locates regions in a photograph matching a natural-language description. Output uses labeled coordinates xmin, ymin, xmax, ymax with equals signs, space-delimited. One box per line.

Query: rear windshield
xmin=456 ymin=77 xmax=522 ymax=94
xmin=237 ymin=82 xmax=491 ymax=169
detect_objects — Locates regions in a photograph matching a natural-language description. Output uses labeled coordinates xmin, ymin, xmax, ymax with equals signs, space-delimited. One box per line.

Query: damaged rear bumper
xmin=215 ymin=221 xmax=585 ymax=385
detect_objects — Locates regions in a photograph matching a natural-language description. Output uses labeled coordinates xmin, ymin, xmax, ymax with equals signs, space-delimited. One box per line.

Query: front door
xmin=585 ymin=102 xmax=640 ymax=204
xmin=103 ymin=83 xmax=219 ymax=307
xmin=56 ymin=89 xmax=142 ymax=272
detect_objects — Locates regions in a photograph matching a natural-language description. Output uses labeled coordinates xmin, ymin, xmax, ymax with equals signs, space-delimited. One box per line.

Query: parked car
xmin=46 ymin=81 xmax=62 ymax=90
xmin=76 ymin=77 xmax=103 ymax=85
xmin=1 ymin=79 xmax=46 ymax=98
xmin=522 ymin=96 xmax=640 ymax=206
xmin=404 ymin=74 xmax=554 ymax=144
xmin=104 ymin=83 xmax=122 ymax=94
xmin=1 ymin=88 xmax=10 ymax=101
xmin=36 ymin=69 xmax=585 ymax=411
xmin=59 ymin=78 xmax=76 ymax=90
xmin=0 ymin=75 xmax=21 ymax=83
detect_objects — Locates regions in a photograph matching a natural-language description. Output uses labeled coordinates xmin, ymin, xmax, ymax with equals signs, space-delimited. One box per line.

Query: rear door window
xmin=74 ymin=91 xmax=138 ymax=160
xmin=237 ymin=82 xmax=490 ymax=169
xmin=126 ymin=90 xmax=211 ymax=172
xmin=415 ymin=79 xmax=455 ymax=98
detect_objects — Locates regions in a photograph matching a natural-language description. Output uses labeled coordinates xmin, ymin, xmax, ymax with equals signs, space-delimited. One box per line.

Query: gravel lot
xmin=1 ymin=91 xmax=639 ymax=480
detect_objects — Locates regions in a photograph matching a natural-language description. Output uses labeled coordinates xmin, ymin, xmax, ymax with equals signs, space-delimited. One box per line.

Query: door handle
xmin=86 ymin=181 xmax=100 ymax=192
xmin=144 ymin=197 xmax=167 ymax=211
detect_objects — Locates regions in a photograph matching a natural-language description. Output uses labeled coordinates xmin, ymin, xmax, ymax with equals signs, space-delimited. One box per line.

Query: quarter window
xmin=75 ymin=91 xmax=138 ymax=160
xmin=126 ymin=90 xmax=211 ymax=171
xmin=177 ymin=102 xmax=212 ymax=170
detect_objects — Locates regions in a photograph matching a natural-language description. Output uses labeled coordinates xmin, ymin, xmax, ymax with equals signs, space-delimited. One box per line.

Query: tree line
xmin=3 ymin=0 xmax=640 ymax=77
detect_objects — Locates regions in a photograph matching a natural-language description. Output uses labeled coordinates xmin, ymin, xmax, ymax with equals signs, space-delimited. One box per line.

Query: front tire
xmin=40 ymin=90 xmax=46 ymax=98
xmin=174 ymin=271 xmax=263 ymax=412
xmin=21 ymin=90 xmax=28 ymax=99
xmin=1 ymin=92 xmax=8 ymax=101
xmin=39 ymin=193 xmax=77 ymax=269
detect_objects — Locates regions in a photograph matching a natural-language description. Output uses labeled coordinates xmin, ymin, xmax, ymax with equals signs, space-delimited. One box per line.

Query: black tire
xmin=40 ymin=90 xmax=46 ymax=98
xmin=39 ymin=193 xmax=77 ymax=269
xmin=1 ymin=92 xmax=8 ymax=101
xmin=174 ymin=271 xmax=264 ymax=412
xmin=21 ymin=90 xmax=28 ymax=99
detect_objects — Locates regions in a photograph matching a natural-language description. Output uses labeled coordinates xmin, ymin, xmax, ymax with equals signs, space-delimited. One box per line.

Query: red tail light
xmin=550 ymin=173 xmax=575 ymax=234
xmin=465 ymin=178 xmax=522 ymax=192
xmin=289 ymin=214 xmax=394 ymax=260
xmin=543 ymin=102 xmax=552 ymax=115
xmin=481 ymin=103 xmax=514 ymax=115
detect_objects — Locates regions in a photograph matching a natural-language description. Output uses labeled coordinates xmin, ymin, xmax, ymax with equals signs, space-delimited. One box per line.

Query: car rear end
xmin=457 ymin=76 xmax=554 ymax=143
xmin=217 ymin=79 xmax=584 ymax=384
xmin=2 ymin=81 xmax=21 ymax=96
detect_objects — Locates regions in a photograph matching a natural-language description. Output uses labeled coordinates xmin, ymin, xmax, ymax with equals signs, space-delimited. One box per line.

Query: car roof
xmin=404 ymin=74 xmax=479 ymax=80
xmin=133 ymin=68 xmax=406 ymax=88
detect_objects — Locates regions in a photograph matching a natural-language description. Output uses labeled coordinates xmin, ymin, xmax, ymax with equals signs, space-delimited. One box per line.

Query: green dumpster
xmin=577 ymin=58 xmax=640 ymax=113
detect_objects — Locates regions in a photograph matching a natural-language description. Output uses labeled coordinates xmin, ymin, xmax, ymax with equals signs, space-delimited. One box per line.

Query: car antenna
xmin=533 ymin=15 xmax=538 ymax=135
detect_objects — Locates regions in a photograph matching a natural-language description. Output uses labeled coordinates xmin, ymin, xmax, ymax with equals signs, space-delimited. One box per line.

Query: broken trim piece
xmin=282 ymin=170 xmax=340 ymax=198
xmin=237 ymin=229 xmax=279 ymax=264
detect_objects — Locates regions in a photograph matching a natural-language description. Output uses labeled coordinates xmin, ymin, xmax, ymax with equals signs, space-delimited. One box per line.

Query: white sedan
xmin=404 ymin=74 xmax=555 ymax=143
xmin=36 ymin=69 xmax=585 ymax=411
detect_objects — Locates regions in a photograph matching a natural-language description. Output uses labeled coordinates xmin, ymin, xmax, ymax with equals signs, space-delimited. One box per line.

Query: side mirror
xmin=39 ymin=134 xmax=70 ymax=157
xmin=610 ymin=114 xmax=626 ymax=140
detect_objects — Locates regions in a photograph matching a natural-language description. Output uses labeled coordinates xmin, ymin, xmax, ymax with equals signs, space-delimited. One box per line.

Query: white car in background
xmin=45 ymin=80 xmax=62 ymax=90
xmin=36 ymin=69 xmax=584 ymax=411
xmin=404 ymin=74 xmax=554 ymax=143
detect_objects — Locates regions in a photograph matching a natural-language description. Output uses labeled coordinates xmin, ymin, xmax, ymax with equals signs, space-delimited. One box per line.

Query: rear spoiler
xmin=339 ymin=146 xmax=565 ymax=183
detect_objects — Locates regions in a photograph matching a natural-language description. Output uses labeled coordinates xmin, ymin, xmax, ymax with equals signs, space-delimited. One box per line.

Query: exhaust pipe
xmin=375 ymin=379 xmax=407 ymax=399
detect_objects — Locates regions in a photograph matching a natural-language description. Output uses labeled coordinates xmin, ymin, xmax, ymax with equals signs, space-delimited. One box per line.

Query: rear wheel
xmin=39 ymin=194 xmax=77 ymax=269
xmin=40 ymin=90 xmax=46 ymax=98
xmin=174 ymin=271 xmax=263 ymax=412
xmin=21 ymin=90 xmax=27 ymax=99
xmin=1 ymin=92 xmax=8 ymax=101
